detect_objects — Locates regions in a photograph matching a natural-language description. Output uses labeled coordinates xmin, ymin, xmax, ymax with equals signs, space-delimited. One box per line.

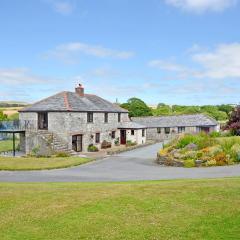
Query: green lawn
xmin=0 ymin=156 xmax=93 ymax=170
xmin=0 ymin=178 xmax=240 ymax=240
xmin=0 ymin=140 xmax=19 ymax=153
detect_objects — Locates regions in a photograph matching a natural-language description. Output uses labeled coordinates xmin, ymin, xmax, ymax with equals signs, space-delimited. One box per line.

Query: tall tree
xmin=120 ymin=98 xmax=152 ymax=117
xmin=153 ymin=104 xmax=172 ymax=116
xmin=217 ymin=104 xmax=234 ymax=116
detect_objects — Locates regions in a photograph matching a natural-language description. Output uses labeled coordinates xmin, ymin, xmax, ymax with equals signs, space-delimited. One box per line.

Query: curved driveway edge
xmin=0 ymin=143 xmax=240 ymax=182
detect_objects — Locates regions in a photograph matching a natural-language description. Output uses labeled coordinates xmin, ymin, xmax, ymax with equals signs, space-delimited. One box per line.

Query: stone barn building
xmin=132 ymin=114 xmax=220 ymax=142
xmin=18 ymin=84 xmax=146 ymax=155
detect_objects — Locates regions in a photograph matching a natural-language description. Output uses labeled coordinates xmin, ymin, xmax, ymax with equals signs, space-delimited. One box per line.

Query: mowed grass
xmin=0 ymin=156 xmax=93 ymax=170
xmin=0 ymin=140 xmax=19 ymax=153
xmin=0 ymin=178 xmax=240 ymax=240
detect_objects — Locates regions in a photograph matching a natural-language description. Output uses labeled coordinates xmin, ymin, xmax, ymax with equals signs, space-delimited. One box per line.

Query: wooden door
xmin=120 ymin=130 xmax=126 ymax=145
xmin=72 ymin=135 xmax=83 ymax=152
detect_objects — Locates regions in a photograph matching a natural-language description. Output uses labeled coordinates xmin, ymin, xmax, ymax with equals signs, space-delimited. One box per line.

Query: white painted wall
xmin=125 ymin=129 xmax=146 ymax=145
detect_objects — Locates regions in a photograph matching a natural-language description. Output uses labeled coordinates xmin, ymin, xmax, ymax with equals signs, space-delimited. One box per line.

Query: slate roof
xmin=118 ymin=121 xmax=146 ymax=129
xmin=20 ymin=91 xmax=128 ymax=113
xmin=132 ymin=114 xmax=218 ymax=128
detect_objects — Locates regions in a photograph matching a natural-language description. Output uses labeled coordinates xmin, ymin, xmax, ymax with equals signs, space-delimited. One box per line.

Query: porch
xmin=0 ymin=120 xmax=34 ymax=156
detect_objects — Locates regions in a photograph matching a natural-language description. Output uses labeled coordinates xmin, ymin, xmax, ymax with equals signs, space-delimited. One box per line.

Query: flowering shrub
xmin=214 ymin=152 xmax=228 ymax=166
xmin=206 ymin=159 xmax=217 ymax=167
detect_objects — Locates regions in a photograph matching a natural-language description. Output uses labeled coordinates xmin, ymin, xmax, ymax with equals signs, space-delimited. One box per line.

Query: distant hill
xmin=0 ymin=101 xmax=29 ymax=108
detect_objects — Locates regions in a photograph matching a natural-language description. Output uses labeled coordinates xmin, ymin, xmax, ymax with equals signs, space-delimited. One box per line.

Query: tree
xmin=120 ymin=98 xmax=152 ymax=117
xmin=201 ymin=105 xmax=228 ymax=121
xmin=225 ymin=105 xmax=240 ymax=135
xmin=153 ymin=104 xmax=172 ymax=116
xmin=217 ymin=104 xmax=234 ymax=116
xmin=172 ymin=105 xmax=201 ymax=115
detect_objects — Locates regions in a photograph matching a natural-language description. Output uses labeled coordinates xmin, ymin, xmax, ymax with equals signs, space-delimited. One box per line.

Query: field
xmin=0 ymin=107 xmax=23 ymax=116
xmin=0 ymin=178 xmax=240 ymax=240
xmin=0 ymin=156 xmax=92 ymax=170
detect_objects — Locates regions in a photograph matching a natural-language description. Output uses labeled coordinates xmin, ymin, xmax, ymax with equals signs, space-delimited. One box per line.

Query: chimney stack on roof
xmin=75 ymin=84 xmax=84 ymax=97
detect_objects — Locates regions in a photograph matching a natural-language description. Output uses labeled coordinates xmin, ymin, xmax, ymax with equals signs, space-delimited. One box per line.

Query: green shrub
xmin=176 ymin=133 xmax=215 ymax=150
xmin=230 ymin=143 xmax=240 ymax=162
xmin=210 ymin=131 xmax=221 ymax=138
xmin=184 ymin=159 xmax=195 ymax=168
xmin=196 ymin=151 xmax=203 ymax=159
xmin=114 ymin=138 xmax=120 ymax=145
xmin=126 ymin=140 xmax=137 ymax=147
xmin=217 ymin=137 xmax=240 ymax=154
xmin=56 ymin=152 xmax=70 ymax=157
xmin=207 ymin=145 xmax=223 ymax=157
xmin=88 ymin=145 xmax=99 ymax=152
xmin=182 ymin=151 xmax=197 ymax=160
xmin=31 ymin=145 xmax=40 ymax=157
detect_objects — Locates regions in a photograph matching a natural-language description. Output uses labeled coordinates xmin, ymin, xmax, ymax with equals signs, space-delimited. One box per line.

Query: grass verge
xmin=0 ymin=156 xmax=93 ymax=170
xmin=0 ymin=178 xmax=240 ymax=240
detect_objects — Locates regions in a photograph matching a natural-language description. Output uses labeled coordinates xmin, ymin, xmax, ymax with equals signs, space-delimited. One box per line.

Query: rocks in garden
xmin=156 ymin=152 xmax=184 ymax=167
xmin=185 ymin=143 xmax=198 ymax=151
xmin=195 ymin=159 xmax=203 ymax=167
xmin=171 ymin=149 xmax=182 ymax=159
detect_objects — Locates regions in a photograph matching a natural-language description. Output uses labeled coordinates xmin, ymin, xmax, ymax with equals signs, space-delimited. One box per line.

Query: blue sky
xmin=1 ymin=0 xmax=240 ymax=105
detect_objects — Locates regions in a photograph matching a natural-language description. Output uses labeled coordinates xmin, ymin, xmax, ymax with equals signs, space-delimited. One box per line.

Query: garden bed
xmin=157 ymin=133 xmax=240 ymax=167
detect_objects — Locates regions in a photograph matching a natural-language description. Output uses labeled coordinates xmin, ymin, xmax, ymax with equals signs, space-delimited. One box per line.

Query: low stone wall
xmin=107 ymin=141 xmax=156 ymax=155
xmin=156 ymin=153 xmax=184 ymax=167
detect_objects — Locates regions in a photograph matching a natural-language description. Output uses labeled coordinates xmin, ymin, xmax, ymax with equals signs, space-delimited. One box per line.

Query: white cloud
xmin=192 ymin=43 xmax=240 ymax=78
xmin=53 ymin=1 xmax=74 ymax=15
xmin=45 ymin=0 xmax=74 ymax=15
xmin=149 ymin=43 xmax=240 ymax=79
xmin=165 ymin=0 xmax=237 ymax=13
xmin=149 ymin=60 xmax=188 ymax=72
xmin=0 ymin=68 xmax=56 ymax=85
xmin=45 ymin=42 xmax=134 ymax=63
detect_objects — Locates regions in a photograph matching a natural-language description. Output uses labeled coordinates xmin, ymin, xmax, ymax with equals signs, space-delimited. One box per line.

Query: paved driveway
xmin=0 ymin=142 xmax=240 ymax=182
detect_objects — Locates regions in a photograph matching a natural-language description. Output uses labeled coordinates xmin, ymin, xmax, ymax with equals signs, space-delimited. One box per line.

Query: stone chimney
xmin=75 ymin=84 xmax=84 ymax=97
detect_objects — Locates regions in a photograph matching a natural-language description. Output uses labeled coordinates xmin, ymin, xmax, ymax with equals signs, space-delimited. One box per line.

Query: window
xmin=118 ymin=113 xmax=121 ymax=122
xmin=111 ymin=131 xmax=116 ymax=139
xmin=165 ymin=127 xmax=170 ymax=134
xmin=178 ymin=127 xmax=185 ymax=133
xmin=142 ymin=129 xmax=145 ymax=137
xmin=104 ymin=113 xmax=108 ymax=123
xmin=157 ymin=128 xmax=161 ymax=134
xmin=131 ymin=130 xmax=135 ymax=135
xmin=38 ymin=112 xmax=48 ymax=130
xmin=95 ymin=133 xmax=100 ymax=143
xmin=87 ymin=112 xmax=93 ymax=123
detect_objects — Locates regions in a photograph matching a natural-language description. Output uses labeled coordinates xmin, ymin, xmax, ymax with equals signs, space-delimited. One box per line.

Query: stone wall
xmin=146 ymin=126 xmax=218 ymax=141
xmin=47 ymin=112 xmax=130 ymax=152
xmin=20 ymin=111 xmax=132 ymax=153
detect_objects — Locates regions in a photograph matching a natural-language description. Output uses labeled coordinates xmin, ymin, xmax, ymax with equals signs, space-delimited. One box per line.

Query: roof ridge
xmin=63 ymin=92 xmax=72 ymax=111
xmin=132 ymin=113 xmax=205 ymax=119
